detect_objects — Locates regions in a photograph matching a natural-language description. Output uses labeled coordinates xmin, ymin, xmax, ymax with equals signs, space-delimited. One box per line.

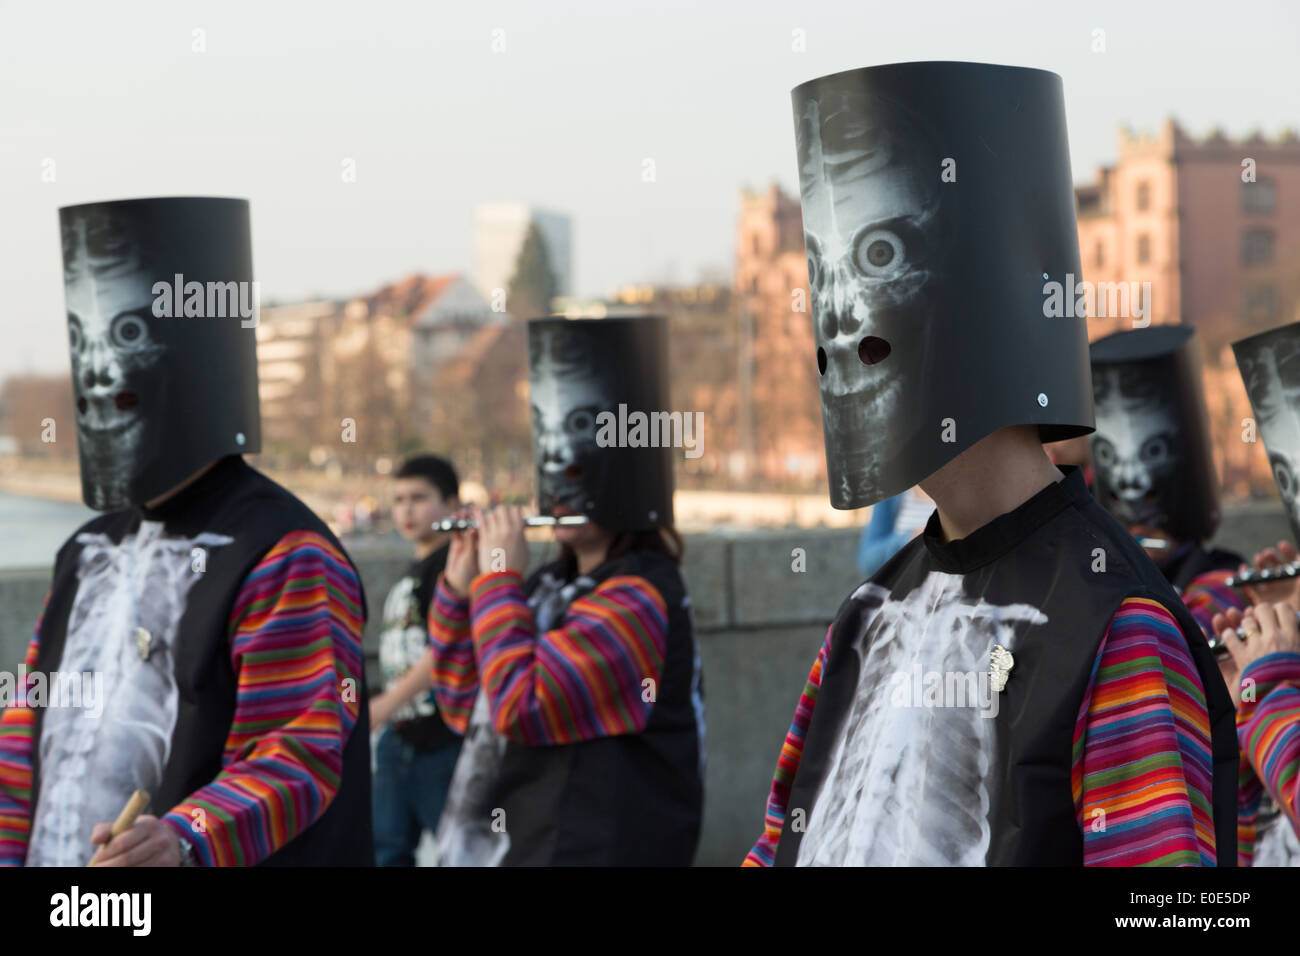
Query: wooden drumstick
xmin=86 ymin=789 xmax=150 ymax=866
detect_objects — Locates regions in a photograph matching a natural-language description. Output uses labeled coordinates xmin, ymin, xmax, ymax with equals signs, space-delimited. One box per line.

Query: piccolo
xmin=431 ymin=515 xmax=590 ymax=532
xmin=1225 ymin=563 xmax=1300 ymax=589
xmin=1206 ymin=608 xmax=1300 ymax=659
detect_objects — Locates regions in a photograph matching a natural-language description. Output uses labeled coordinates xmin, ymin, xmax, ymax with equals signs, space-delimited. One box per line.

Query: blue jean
xmin=373 ymin=726 xmax=463 ymax=866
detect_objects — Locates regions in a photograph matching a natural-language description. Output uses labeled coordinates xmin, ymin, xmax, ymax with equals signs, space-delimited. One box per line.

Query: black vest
xmin=492 ymin=549 xmax=704 ymax=865
xmin=31 ymin=455 xmax=374 ymax=866
xmin=774 ymin=468 xmax=1237 ymax=866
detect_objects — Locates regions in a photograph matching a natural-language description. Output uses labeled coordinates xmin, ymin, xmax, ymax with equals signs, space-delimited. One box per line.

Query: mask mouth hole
xmin=115 ymin=392 xmax=140 ymax=411
xmin=817 ymin=347 xmax=827 ymax=375
xmin=858 ymin=336 xmax=891 ymax=365
xmin=563 ymin=465 xmax=583 ymax=481
xmin=77 ymin=397 xmax=88 ymax=414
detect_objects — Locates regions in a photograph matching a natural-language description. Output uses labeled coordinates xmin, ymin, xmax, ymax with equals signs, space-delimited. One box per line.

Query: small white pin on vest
xmin=135 ymin=626 xmax=152 ymax=661
xmin=990 ymin=644 xmax=1014 ymax=693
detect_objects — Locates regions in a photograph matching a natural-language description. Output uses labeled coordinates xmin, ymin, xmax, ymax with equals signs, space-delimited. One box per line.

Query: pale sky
xmin=2 ymin=0 xmax=1297 ymax=377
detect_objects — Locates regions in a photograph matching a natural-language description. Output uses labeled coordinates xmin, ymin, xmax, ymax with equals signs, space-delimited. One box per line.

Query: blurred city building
xmin=733 ymin=183 xmax=823 ymax=490
xmin=256 ymin=273 xmax=510 ymax=473
xmin=7 ymin=120 xmax=1296 ymax=515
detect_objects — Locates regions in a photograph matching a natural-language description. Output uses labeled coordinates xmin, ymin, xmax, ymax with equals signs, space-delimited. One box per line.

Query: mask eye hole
xmin=1140 ymin=436 xmax=1171 ymax=464
xmin=563 ymin=406 xmax=599 ymax=440
xmin=851 ymin=228 xmax=905 ymax=278
xmin=1093 ymin=438 xmax=1116 ymax=468
xmin=111 ymin=313 xmax=151 ymax=350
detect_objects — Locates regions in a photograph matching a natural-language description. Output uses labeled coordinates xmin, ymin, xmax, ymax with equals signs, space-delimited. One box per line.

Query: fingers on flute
xmin=1265 ymin=548 xmax=1284 ymax=567
xmin=1223 ymin=628 xmax=1246 ymax=668
xmin=1225 ymin=611 xmax=1253 ymax=666
xmin=1253 ymin=605 xmax=1277 ymax=637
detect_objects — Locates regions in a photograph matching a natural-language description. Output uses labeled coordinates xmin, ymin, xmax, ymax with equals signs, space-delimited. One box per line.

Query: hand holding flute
xmin=1211 ymin=602 xmax=1300 ymax=710
xmin=443 ymin=514 xmax=480 ymax=595
xmin=1225 ymin=540 xmax=1300 ymax=595
xmin=442 ymin=505 xmax=536 ymax=594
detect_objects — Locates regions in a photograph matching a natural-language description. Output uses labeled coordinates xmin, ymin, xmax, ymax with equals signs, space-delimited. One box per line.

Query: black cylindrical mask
xmin=527 ymin=316 xmax=674 ymax=531
xmin=1090 ymin=326 xmax=1220 ymax=542
xmin=59 ymin=197 xmax=261 ymax=511
xmin=1233 ymin=321 xmax=1300 ymax=544
xmin=791 ymin=61 xmax=1093 ymax=509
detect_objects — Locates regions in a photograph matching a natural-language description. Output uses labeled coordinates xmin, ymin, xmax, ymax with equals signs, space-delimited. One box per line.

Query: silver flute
xmin=1205 ymin=606 xmax=1300 ymax=658
xmin=1137 ymin=537 xmax=1170 ymax=550
xmin=430 ymin=515 xmax=590 ymax=532
xmin=1225 ymin=563 xmax=1300 ymax=589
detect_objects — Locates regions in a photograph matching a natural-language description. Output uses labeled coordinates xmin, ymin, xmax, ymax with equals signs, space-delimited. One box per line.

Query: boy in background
xmin=369 ymin=455 xmax=463 ymax=866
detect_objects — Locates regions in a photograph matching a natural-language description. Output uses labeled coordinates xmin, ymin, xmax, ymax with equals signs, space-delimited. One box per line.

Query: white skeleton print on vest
xmin=797 ymin=572 xmax=1047 ymax=866
xmin=27 ymin=522 xmax=233 ymax=866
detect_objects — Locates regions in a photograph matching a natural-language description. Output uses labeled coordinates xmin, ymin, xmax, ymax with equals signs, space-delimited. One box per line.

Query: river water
xmin=0 ymin=491 xmax=96 ymax=570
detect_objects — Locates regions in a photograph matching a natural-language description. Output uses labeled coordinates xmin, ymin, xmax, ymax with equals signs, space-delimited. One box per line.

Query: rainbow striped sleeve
xmin=0 ymin=596 xmax=46 ymax=866
xmin=1180 ymin=570 xmax=1259 ymax=863
xmin=742 ymin=627 xmax=831 ymax=867
xmin=1072 ymin=597 xmax=1215 ymax=866
xmin=426 ymin=575 xmax=478 ymax=734
xmin=1181 ymin=569 xmax=1248 ymax=641
xmin=466 ymin=569 xmax=667 ymax=746
xmin=1236 ymin=651 xmax=1300 ymax=863
xmin=160 ymin=531 xmax=364 ymax=867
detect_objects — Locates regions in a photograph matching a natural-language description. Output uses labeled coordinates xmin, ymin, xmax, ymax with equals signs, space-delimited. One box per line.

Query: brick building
xmin=733 ymin=183 xmax=823 ymax=489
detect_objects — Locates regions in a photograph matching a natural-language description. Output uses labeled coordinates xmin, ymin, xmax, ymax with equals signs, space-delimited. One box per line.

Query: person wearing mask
xmin=0 ymin=197 xmax=371 ymax=867
xmin=745 ymin=62 xmax=1236 ymax=867
xmin=428 ymin=316 xmax=705 ymax=865
xmin=1088 ymin=326 xmax=1247 ymax=638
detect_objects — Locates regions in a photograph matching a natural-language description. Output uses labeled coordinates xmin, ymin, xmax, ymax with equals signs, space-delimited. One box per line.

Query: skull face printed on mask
xmin=529 ymin=327 xmax=609 ymax=518
xmin=62 ymin=206 xmax=168 ymax=511
xmin=528 ymin=316 xmax=674 ymax=531
xmin=1090 ymin=365 xmax=1181 ymax=530
xmin=1236 ymin=332 xmax=1300 ymax=540
xmin=795 ymin=88 xmax=949 ymax=508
